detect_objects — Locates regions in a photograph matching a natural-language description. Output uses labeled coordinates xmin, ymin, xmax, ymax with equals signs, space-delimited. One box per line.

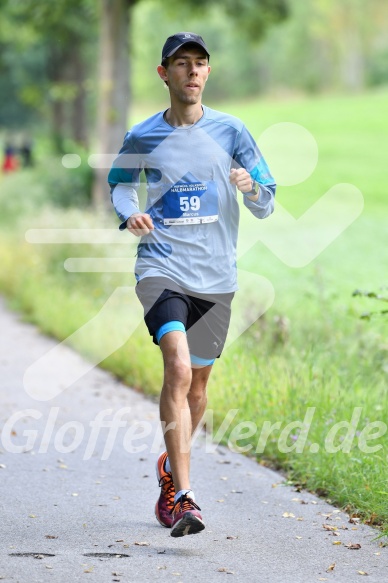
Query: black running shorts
xmin=135 ymin=276 xmax=234 ymax=360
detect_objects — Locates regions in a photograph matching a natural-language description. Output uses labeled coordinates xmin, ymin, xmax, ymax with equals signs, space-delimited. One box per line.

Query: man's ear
xmin=157 ymin=65 xmax=168 ymax=82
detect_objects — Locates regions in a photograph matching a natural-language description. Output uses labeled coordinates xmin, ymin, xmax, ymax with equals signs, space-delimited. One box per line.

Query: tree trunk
xmin=71 ymin=47 xmax=88 ymax=147
xmin=48 ymin=45 xmax=68 ymax=154
xmin=51 ymin=99 xmax=66 ymax=154
xmin=92 ymin=0 xmax=131 ymax=209
xmin=341 ymin=26 xmax=365 ymax=92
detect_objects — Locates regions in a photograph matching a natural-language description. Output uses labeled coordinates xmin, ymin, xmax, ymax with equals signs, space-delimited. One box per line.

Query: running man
xmin=108 ymin=32 xmax=276 ymax=537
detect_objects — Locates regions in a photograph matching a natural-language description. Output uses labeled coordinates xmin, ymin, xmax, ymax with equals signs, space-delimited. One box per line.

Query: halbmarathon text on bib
xmin=162 ymin=181 xmax=219 ymax=225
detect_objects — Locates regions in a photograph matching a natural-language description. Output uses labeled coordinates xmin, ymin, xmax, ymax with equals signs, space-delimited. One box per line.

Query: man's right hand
xmin=127 ymin=212 xmax=154 ymax=236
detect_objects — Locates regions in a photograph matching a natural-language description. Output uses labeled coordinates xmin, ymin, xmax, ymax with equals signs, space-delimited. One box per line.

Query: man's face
xmin=158 ymin=46 xmax=211 ymax=105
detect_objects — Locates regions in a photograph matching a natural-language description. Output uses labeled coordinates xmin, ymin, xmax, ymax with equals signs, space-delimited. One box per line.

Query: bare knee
xmin=163 ymin=357 xmax=192 ymax=395
xmin=187 ymin=389 xmax=207 ymax=410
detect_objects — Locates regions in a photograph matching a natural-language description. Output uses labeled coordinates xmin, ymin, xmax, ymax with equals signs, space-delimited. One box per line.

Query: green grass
xmin=0 ymin=89 xmax=387 ymax=536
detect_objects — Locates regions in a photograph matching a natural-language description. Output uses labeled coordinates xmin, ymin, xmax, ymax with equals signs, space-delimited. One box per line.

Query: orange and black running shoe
xmin=155 ymin=451 xmax=175 ymax=528
xmin=170 ymin=493 xmax=205 ymax=538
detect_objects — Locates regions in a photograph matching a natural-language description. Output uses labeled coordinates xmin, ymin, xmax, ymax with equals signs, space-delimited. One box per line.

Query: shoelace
xmin=170 ymin=493 xmax=201 ymax=515
xmin=158 ymin=474 xmax=175 ymax=507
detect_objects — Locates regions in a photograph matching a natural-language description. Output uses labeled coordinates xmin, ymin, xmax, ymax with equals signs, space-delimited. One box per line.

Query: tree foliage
xmin=0 ymin=0 xmax=98 ymax=148
xmin=253 ymin=0 xmax=388 ymax=93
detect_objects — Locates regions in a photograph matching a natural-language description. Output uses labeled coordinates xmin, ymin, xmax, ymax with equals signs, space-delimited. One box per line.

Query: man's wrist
xmin=245 ymin=180 xmax=260 ymax=201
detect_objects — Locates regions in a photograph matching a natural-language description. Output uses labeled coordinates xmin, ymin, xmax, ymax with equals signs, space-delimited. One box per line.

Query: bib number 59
xmin=179 ymin=195 xmax=200 ymax=212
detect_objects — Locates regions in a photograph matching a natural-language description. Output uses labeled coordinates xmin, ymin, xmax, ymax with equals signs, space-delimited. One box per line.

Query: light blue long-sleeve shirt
xmin=108 ymin=105 xmax=276 ymax=294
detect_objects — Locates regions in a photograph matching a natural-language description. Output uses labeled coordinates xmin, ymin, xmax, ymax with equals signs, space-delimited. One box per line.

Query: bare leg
xmin=159 ymin=331 xmax=192 ymax=493
xmin=188 ymin=365 xmax=213 ymax=433
xmin=159 ymin=332 xmax=214 ymax=493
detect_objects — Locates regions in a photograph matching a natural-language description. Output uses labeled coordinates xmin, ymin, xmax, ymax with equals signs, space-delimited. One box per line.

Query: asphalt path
xmin=0 ymin=297 xmax=386 ymax=583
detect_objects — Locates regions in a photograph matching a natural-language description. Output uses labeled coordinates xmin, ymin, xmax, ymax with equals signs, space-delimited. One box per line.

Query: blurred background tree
xmin=0 ymin=0 xmax=97 ymax=152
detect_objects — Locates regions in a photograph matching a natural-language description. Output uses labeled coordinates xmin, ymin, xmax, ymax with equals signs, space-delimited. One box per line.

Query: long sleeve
xmin=111 ymin=183 xmax=140 ymax=230
xmin=233 ymin=125 xmax=276 ymax=219
xmin=108 ymin=130 xmax=143 ymax=229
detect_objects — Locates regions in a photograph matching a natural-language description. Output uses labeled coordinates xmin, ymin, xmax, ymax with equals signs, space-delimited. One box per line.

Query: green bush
xmin=35 ymin=151 xmax=93 ymax=208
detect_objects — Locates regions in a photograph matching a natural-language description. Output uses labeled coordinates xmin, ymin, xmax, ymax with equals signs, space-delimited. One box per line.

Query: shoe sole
xmin=170 ymin=513 xmax=205 ymax=538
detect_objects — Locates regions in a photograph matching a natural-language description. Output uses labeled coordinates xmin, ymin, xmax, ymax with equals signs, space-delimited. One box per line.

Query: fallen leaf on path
xmin=332 ymin=541 xmax=342 ymax=545
xmin=326 ymin=563 xmax=336 ymax=572
xmin=282 ymin=512 xmax=295 ymax=518
xmin=217 ymin=568 xmax=234 ymax=574
xmin=226 ymin=536 xmax=238 ymax=540
xmin=349 ymin=516 xmax=360 ymax=524
xmin=357 ymin=571 xmax=368 ymax=576
xmin=134 ymin=542 xmax=150 ymax=546
xmin=365 ymin=513 xmax=378 ymax=525
xmin=45 ymin=535 xmax=58 ymax=539
xmin=323 ymin=524 xmax=337 ymax=531
xmin=345 ymin=543 xmax=361 ymax=550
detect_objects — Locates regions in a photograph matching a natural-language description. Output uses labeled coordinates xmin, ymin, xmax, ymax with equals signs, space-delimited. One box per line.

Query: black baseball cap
xmin=161 ymin=32 xmax=210 ymax=61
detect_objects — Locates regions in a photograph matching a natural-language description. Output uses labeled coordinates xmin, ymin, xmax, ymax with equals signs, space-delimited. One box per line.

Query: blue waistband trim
xmin=190 ymin=354 xmax=215 ymax=366
xmin=156 ymin=320 xmax=186 ymax=344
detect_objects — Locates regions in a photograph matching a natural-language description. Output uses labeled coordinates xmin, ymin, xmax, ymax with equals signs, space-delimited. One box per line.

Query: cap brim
xmin=165 ymin=41 xmax=209 ymax=58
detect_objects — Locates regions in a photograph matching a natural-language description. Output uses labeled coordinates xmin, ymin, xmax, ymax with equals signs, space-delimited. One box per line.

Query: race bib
xmin=162 ymin=181 xmax=219 ymax=225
